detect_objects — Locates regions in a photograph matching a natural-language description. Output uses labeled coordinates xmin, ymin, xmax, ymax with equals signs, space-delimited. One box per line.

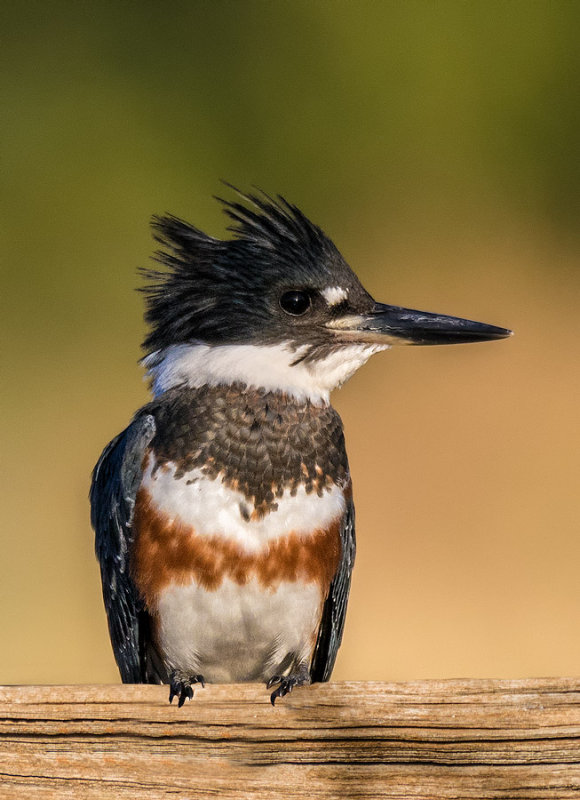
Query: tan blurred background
xmin=2 ymin=2 xmax=579 ymax=685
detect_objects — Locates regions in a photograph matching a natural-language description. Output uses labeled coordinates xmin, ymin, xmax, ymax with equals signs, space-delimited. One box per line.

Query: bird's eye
xmin=279 ymin=290 xmax=312 ymax=316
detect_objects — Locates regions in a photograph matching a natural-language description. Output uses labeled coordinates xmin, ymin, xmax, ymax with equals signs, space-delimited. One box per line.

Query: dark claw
xmin=168 ymin=673 xmax=206 ymax=707
xmin=267 ymin=668 xmax=311 ymax=705
xmin=269 ymin=677 xmax=297 ymax=706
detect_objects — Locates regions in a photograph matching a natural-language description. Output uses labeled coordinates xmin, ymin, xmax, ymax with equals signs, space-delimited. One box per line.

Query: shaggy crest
xmin=140 ymin=187 xmax=359 ymax=354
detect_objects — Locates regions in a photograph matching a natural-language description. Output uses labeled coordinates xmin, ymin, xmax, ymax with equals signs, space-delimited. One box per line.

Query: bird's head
xmin=141 ymin=188 xmax=511 ymax=403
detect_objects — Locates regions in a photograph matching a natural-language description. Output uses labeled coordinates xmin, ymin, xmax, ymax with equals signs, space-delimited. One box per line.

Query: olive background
xmin=2 ymin=1 xmax=579 ymax=684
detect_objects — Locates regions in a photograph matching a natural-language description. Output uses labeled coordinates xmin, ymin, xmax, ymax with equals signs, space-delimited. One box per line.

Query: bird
xmin=90 ymin=187 xmax=511 ymax=706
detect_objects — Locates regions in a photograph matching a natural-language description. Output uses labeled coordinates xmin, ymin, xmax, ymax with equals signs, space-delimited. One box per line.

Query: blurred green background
xmin=2 ymin=1 xmax=579 ymax=685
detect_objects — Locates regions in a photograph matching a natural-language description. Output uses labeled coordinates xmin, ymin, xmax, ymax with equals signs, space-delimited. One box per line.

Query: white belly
xmin=156 ymin=577 xmax=323 ymax=683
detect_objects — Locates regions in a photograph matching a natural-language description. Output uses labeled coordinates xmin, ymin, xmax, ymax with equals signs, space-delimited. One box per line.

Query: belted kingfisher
xmin=90 ymin=188 xmax=511 ymax=706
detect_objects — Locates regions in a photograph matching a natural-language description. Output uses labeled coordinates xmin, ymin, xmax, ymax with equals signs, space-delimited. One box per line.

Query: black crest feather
xmin=217 ymin=183 xmax=328 ymax=254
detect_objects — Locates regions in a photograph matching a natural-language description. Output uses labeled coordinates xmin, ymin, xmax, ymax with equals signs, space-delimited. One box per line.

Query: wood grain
xmin=0 ymin=679 xmax=579 ymax=798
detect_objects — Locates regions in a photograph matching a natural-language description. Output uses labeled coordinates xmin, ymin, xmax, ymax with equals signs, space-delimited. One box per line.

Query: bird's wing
xmin=90 ymin=413 xmax=157 ymax=683
xmin=310 ymin=496 xmax=356 ymax=682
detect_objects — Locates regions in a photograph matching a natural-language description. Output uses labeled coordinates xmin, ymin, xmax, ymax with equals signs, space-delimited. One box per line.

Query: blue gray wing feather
xmin=90 ymin=414 xmax=156 ymax=683
xmin=310 ymin=498 xmax=356 ymax=682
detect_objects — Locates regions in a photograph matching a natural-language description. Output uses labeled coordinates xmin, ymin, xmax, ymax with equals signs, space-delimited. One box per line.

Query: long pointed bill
xmin=330 ymin=302 xmax=512 ymax=345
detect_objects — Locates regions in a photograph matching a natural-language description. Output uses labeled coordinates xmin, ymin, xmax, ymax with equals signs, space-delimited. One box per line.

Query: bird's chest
xmin=130 ymin=388 xmax=349 ymax=681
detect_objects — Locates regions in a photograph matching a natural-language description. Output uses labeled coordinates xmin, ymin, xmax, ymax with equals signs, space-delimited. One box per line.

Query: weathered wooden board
xmin=0 ymin=679 xmax=579 ymax=798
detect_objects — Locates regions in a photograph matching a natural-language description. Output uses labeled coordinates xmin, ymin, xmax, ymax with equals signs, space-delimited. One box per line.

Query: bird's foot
xmin=169 ymin=672 xmax=205 ymax=707
xmin=267 ymin=671 xmax=310 ymax=705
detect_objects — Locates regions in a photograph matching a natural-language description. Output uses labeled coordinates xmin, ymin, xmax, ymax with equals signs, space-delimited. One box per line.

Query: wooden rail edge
xmin=0 ymin=678 xmax=579 ymax=799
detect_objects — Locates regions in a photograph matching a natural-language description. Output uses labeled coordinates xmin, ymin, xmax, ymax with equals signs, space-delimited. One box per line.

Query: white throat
xmin=143 ymin=341 xmax=387 ymax=404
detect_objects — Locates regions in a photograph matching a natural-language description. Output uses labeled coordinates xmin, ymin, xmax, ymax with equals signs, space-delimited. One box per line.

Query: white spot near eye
xmin=322 ymin=286 xmax=348 ymax=306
